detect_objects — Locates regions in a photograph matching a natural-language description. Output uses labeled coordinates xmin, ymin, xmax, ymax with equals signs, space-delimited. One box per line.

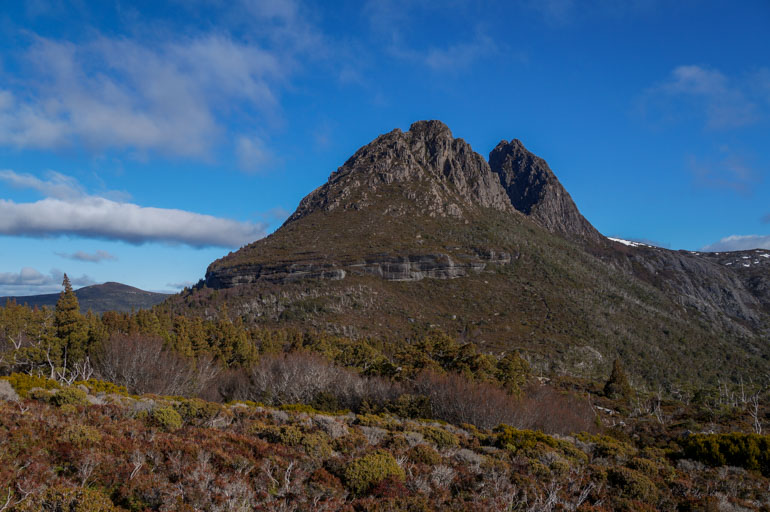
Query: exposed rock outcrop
xmin=206 ymin=251 xmax=512 ymax=287
xmin=286 ymin=120 xmax=513 ymax=224
xmin=489 ymin=139 xmax=602 ymax=243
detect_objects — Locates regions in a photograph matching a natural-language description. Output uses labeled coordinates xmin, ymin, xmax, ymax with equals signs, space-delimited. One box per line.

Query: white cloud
xmin=423 ymin=34 xmax=497 ymax=71
xmin=363 ymin=1 xmax=499 ymax=72
xmin=0 ymin=267 xmax=94 ymax=296
xmin=0 ymin=170 xmax=266 ymax=247
xmin=236 ymin=135 xmax=273 ymax=172
xmin=0 ymin=27 xmax=304 ymax=159
xmin=524 ymin=0 xmax=658 ymax=25
xmin=647 ymin=65 xmax=764 ymax=129
xmin=55 ymin=250 xmax=117 ymax=263
xmin=0 ymin=169 xmax=84 ymax=199
xmin=702 ymin=234 xmax=770 ymax=252
xmin=687 ymin=150 xmax=758 ymax=196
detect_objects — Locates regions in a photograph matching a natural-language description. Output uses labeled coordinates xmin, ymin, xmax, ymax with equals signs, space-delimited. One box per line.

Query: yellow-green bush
xmin=679 ymin=433 xmax=770 ymax=476
xmin=261 ymin=425 xmax=304 ymax=446
xmin=75 ymin=379 xmax=128 ymax=396
xmin=629 ymin=457 xmax=659 ymax=478
xmin=550 ymin=459 xmax=571 ymax=477
xmin=607 ymin=467 xmax=659 ymax=503
xmin=151 ymin=406 xmax=183 ymax=432
xmin=332 ymin=429 xmax=368 ymax=455
xmin=173 ymin=398 xmax=222 ymax=423
xmin=301 ymin=432 xmax=333 ymax=458
xmin=2 ymin=372 xmax=60 ymax=398
xmin=496 ymin=426 xmax=559 ymax=455
xmin=420 ymin=426 xmax=458 ymax=449
xmin=16 ymin=486 xmax=119 ymax=511
xmin=62 ymin=424 xmax=102 ymax=448
xmin=50 ymin=387 xmax=88 ymax=407
xmin=407 ymin=443 xmax=442 ymax=465
xmin=344 ymin=449 xmax=406 ymax=496
xmin=577 ymin=433 xmax=636 ymax=460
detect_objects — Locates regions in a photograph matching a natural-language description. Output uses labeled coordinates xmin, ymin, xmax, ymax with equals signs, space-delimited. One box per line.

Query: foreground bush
xmin=16 ymin=486 xmax=119 ymax=512
xmin=680 ymin=433 xmax=770 ymax=476
xmin=344 ymin=450 xmax=406 ymax=496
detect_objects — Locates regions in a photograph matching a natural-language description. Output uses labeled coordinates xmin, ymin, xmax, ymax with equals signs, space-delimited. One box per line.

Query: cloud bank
xmin=0 ymin=267 xmax=94 ymax=296
xmin=702 ymin=234 xmax=770 ymax=252
xmin=0 ymin=0 xmax=324 ymax=162
xmin=646 ymin=65 xmax=770 ymax=129
xmin=0 ymin=170 xmax=266 ymax=247
xmin=55 ymin=250 xmax=117 ymax=263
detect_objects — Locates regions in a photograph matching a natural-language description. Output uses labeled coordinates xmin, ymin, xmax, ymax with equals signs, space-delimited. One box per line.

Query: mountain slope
xmin=172 ymin=121 xmax=769 ymax=386
xmin=2 ymin=282 xmax=170 ymax=314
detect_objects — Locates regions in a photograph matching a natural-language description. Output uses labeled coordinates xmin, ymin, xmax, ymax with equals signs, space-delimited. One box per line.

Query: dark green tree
xmin=604 ymin=358 xmax=633 ymax=400
xmin=53 ymin=274 xmax=89 ymax=371
xmin=496 ymin=352 xmax=531 ymax=395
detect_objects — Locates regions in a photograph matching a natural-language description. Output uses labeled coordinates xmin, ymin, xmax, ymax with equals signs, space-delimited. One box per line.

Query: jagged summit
xmin=489 ymin=138 xmax=602 ymax=243
xmin=209 ymin=121 xmax=608 ymax=286
xmin=286 ymin=119 xmax=513 ymax=225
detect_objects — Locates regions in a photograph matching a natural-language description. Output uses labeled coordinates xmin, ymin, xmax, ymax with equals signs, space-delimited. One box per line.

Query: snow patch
xmin=608 ymin=237 xmax=649 ymax=248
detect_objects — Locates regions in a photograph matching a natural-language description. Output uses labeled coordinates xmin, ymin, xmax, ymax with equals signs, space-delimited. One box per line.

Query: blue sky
xmin=0 ymin=0 xmax=769 ymax=296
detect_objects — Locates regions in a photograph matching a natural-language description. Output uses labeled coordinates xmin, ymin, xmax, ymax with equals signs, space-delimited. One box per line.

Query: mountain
xmin=170 ymin=120 xmax=769 ymax=386
xmin=2 ymin=282 xmax=170 ymax=314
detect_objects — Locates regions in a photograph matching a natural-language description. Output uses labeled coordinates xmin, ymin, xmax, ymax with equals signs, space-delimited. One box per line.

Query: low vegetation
xmin=1 ymin=279 xmax=769 ymax=510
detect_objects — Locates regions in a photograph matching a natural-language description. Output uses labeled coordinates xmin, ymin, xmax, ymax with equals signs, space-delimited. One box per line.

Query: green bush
xmin=75 ymin=379 xmax=128 ymax=396
xmin=407 ymin=444 xmax=442 ymax=465
xmin=680 ymin=433 xmax=770 ymax=476
xmin=386 ymin=394 xmax=432 ymax=419
xmin=420 ymin=426 xmax=458 ymax=449
xmin=62 ymin=424 xmax=102 ymax=448
xmin=344 ymin=449 xmax=406 ymax=496
xmin=2 ymin=372 xmax=60 ymax=398
xmin=629 ymin=457 xmax=659 ymax=477
xmin=151 ymin=406 xmax=183 ymax=432
xmin=577 ymin=433 xmax=636 ymax=460
xmin=50 ymin=387 xmax=88 ymax=407
xmin=262 ymin=425 xmax=304 ymax=446
xmin=173 ymin=398 xmax=222 ymax=423
xmin=496 ymin=426 xmax=559 ymax=454
xmin=301 ymin=432 xmax=333 ymax=458
xmin=16 ymin=486 xmax=119 ymax=511
xmin=607 ymin=467 xmax=658 ymax=503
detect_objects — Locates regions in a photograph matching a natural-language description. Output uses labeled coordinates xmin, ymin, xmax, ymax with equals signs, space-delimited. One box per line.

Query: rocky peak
xmin=285 ymin=120 xmax=512 ymax=224
xmin=489 ymin=139 xmax=602 ymax=243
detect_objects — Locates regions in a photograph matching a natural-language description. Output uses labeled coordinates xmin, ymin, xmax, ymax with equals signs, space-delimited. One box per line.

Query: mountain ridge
xmin=171 ymin=120 xmax=769 ymax=385
xmin=2 ymin=282 xmax=170 ymax=314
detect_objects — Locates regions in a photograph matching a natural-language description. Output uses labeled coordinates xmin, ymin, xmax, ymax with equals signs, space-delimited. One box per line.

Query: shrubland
xmin=1 ymin=285 xmax=770 ymax=510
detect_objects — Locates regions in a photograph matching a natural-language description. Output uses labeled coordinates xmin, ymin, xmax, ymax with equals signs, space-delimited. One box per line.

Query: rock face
xmin=606 ymin=244 xmax=770 ymax=332
xmin=489 ymin=139 xmax=602 ymax=243
xmin=287 ymin=120 xmax=513 ymax=224
xmin=207 ymin=251 xmax=513 ymax=287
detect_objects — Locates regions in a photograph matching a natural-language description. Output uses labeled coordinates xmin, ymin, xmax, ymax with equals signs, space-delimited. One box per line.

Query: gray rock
xmin=313 ymin=415 xmax=349 ymax=439
xmin=454 ymin=448 xmax=484 ymax=466
xmin=404 ymin=431 xmax=425 ymax=447
xmin=271 ymin=410 xmax=289 ymax=424
xmin=0 ymin=380 xmax=20 ymax=402
xmin=360 ymin=426 xmax=387 ymax=445
xmin=489 ymin=138 xmax=602 ymax=243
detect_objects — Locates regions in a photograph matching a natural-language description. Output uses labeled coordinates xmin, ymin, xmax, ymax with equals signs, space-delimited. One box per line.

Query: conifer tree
xmin=603 ymin=358 xmax=633 ymax=400
xmin=53 ymin=274 xmax=88 ymax=370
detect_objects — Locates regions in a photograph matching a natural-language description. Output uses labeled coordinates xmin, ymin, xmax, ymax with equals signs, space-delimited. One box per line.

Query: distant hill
xmin=2 ymin=282 xmax=170 ymax=314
